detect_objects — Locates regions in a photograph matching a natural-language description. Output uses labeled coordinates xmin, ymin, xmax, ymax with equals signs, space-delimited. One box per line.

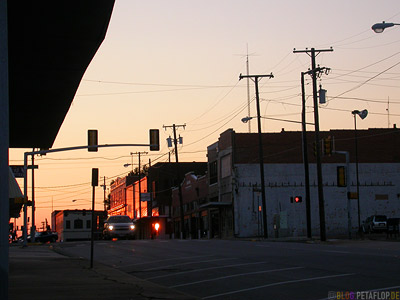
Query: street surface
xmin=56 ymin=239 xmax=400 ymax=300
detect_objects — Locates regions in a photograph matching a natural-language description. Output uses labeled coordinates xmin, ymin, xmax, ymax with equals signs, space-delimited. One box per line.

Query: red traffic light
xmin=294 ymin=196 xmax=302 ymax=203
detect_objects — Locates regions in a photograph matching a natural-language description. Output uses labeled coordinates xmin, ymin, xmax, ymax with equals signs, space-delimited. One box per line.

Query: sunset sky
xmin=9 ymin=0 xmax=400 ymax=229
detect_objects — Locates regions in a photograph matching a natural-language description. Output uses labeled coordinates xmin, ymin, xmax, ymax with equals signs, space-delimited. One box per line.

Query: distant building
xmin=171 ymin=172 xmax=208 ymax=239
xmin=206 ymin=128 xmax=400 ymax=238
xmin=147 ymin=162 xmax=207 ymax=238
xmin=52 ymin=210 xmax=107 ymax=242
xmin=148 ymin=162 xmax=207 ymax=217
xmin=108 ymin=175 xmax=137 ymax=216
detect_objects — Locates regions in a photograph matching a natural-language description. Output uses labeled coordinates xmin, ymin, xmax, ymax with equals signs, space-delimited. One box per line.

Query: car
xmin=362 ymin=215 xmax=387 ymax=233
xmin=103 ymin=215 xmax=136 ymax=240
xmin=18 ymin=231 xmax=58 ymax=243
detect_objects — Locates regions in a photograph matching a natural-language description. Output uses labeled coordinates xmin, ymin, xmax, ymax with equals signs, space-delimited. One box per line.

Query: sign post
xmin=90 ymin=168 xmax=98 ymax=269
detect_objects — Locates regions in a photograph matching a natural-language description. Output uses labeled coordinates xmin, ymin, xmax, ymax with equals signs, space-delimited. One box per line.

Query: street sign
xmin=141 ymin=193 xmax=151 ymax=202
xmin=10 ymin=165 xmax=24 ymax=178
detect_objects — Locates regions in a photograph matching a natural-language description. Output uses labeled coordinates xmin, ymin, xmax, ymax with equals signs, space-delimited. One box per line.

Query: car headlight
xmin=130 ymin=225 xmax=135 ymax=230
xmin=108 ymin=225 xmax=114 ymax=231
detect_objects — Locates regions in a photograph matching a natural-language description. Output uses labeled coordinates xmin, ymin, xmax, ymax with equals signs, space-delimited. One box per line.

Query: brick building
xmin=108 ymin=175 xmax=137 ymax=216
xmin=147 ymin=162 xmax=207 ymax=238
xmin=171 ymin=172 xmax=208 ymax=239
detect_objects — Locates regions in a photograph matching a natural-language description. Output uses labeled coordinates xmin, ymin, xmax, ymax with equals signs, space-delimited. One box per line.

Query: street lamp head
xmin=123 ymin=163 xmax=131 ymax=168
xmin=241 ymin=116 xmax=253 ymax=123
xmin=372 ymin=21 xmax=395 ymax=33
xmin=352 ymin=109 xmax=368 ymax=120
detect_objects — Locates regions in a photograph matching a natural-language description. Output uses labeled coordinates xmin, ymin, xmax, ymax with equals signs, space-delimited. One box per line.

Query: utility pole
xmin=100 ymin=176 xmax=106 ymax=211
xmin=239 ymin=73 xmax=273 ymax=239
xmin=131 ymin=151 xmax=148 ymax=221
xmin=163 ymin=123 xmax=186 ymax=239
xmin=294 ymin=47 xmax=333 ymax=241
xmin=301 ymin=72 xmax=312 ymax=239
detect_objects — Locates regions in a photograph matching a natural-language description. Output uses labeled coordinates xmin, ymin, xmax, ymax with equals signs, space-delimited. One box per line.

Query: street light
xmin=242 ymin=116 xmax=314 ymax=125
xmin=372 ymin=21 xmax=400 ymax=33
xmin=352 ymin=109 xmax=368 ymax=232
xmin=241 ymin=117 xmax=252 ymax=123
xmin=124 ymin=152 xmax=135 ymax=172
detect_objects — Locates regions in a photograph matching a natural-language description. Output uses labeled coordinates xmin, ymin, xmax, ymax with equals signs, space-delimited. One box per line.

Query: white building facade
xmin=235 ymin=162 xmax=400 ymax=238
xmin=207 ymin=128 xmax=400 ymax=238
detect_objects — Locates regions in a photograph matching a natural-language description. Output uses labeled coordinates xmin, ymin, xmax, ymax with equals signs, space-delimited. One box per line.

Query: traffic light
xmin=88 ymin=129 xmax=98 ymax=152
xmin=323 ymin=136 xmax=332 ymax=156
xmin=91 ymin=168 xmax=99 ymax=187
xmin=291 ymin=196 xmax=302 ymax=203
xmin=294 ymin=196 xmax=302 ymax=203
xmin=151 ymin=222 xmax=160 ymax=239
xmin=149 ymin=129 xmax=160 ymax=151
xmin=337 ymin=166 xmax=346 ymax=187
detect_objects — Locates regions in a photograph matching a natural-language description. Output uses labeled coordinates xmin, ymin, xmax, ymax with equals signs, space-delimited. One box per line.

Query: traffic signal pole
xmin=90 ymin=168 xmax=98 ymax=269
xmin=131 ymin=151 xmax=147 ymax=238
xmin=21 ymin=142 xmax=154 ymax=247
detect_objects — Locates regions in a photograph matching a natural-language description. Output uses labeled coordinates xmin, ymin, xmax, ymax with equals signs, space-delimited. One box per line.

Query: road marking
xmin=317 ymin=285 xmax=400 ymax=300
xmin=202 ymin=273 xmax=355 ymax=299
xmin=144 ymin=257 xmax=237 ymax=271
xmin=146 ymin=261 xmax=270 ymax=280
xmin=171 ymin=266 xmax=304 ymax=288
xmin=121 ymin=254 xmax=215 ymax=268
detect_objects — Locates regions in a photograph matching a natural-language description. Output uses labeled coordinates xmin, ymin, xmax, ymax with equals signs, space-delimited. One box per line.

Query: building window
xmin=74 ymin=219 xmax=83 ymax=229
xmin=209 ymin=161 xmax=218 ymax=185
xmin=86 ymin=220 xmax=91 ymax=229
xmin=66 ymin=220 xmax=70 ymax=229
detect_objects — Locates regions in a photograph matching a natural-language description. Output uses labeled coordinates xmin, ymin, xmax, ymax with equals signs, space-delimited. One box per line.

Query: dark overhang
xmin=8 ymin=1 xmax=115 ymax=149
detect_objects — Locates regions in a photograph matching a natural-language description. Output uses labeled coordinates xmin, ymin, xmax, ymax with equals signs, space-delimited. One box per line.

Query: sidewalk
xmin=8 ymin=244 xmax=198 ymax=300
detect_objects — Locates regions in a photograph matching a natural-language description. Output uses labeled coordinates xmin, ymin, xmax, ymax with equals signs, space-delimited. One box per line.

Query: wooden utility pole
xmin=163 ymin=124 xmax=186 ymax=239
xmin=294 ymin=47 xmax=333 ymax=241
xmin=239 ymin=73 xmax=273 ymax=239
xmin=131 ymin=151 xmax=148 ymax=221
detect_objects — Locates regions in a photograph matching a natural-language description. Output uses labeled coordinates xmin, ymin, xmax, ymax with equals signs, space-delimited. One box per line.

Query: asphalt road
xmin=56 ymin=239 xmax=400 ymax=300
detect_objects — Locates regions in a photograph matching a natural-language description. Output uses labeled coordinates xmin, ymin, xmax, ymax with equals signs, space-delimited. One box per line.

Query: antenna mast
xmin=387 ymin=96 xmax=390 ymax=128
xmin=246 ymin=45 xmax=251 ymax=133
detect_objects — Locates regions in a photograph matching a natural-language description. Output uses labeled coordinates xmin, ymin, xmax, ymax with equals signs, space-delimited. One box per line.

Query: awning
xmin=8 ymin=1 xmax=115 ymax=149
xmin=200 ymin=202 xmax=232 ymax=209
